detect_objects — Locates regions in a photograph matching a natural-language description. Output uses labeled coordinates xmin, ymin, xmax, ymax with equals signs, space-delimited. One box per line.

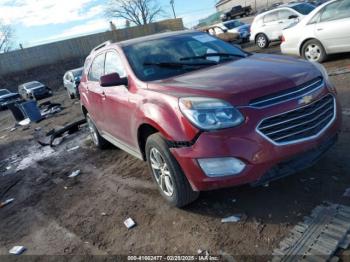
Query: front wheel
xmin=302 ymin=39 xmax=327 ymax=63
xmin=256 ymin=33 xmax=269 ymax=49
xmin=146 ymin=133 xmax=199 ymax=207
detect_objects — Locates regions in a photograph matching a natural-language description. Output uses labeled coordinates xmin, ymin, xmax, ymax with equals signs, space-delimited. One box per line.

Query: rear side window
xmin=320 ymin=0 xmax=350 ymax=22
xmin=263 ymin=11 xmax=278 ymax=23
xmin=88 ymin=53 xmax=105 ymax=82
xmin=278 ymin=10 xmax=295 ymax=20
xmin=105 ymin=52 xmax=126 ymax=77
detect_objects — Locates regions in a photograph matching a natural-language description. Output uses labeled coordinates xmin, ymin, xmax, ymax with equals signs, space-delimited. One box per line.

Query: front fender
xmin=137 ymin=96 xmax=199 ymax=142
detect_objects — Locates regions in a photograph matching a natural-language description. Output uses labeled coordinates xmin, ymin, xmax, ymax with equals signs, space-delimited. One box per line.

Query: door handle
xmin=101 ymin=91 xmax=106 ymax=100
xmin=317 ymin=28 xmax=323 ymax=31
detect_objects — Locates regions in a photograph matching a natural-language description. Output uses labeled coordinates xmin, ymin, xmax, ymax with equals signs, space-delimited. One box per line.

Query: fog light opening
xmin=198 ymin=157 xmax=246 ymax=177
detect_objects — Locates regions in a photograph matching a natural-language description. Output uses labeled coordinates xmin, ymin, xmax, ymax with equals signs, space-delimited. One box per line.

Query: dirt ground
xmin=1 ymin=45 xmax=350 ymax=261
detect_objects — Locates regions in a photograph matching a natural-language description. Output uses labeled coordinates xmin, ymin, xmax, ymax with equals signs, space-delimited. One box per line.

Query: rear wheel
xmin=146 ymin=133 xmax=199 ymax=207
xmin=86 ymin=114 xmax=109 ymax=149
xmin=256 ymin=33 xmax=269 ymax=49
xmin=302 ymin=39 xmax=327 ymax=63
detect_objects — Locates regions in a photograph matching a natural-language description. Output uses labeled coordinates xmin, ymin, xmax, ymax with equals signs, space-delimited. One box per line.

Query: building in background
xmin=215 ymin=0 xmax=288 ymax=12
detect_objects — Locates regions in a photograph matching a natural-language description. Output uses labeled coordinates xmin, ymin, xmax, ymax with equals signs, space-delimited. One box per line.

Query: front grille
xmin=250 ymin=77 xmax=323 ymax=108
xmin=257 ymin=94 xmax=335 ymax=144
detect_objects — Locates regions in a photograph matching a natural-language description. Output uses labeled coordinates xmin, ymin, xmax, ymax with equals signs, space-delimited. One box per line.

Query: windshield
xmin=72 ymin=69 xmax=83 ymax=77
xmin=224 ymin=21 xmax=243 ymax=29
xmin=123 ymin=33 xmax=248 ymax=81
xmin=25 ymin=82 xmax=42 ymax=89
xmin=0 ymin=90 xmax=10 ymax=96
xmin=291 ymin=3 xmax=315 ymax=14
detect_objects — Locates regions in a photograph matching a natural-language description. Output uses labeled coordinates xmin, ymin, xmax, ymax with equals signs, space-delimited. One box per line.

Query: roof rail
xmin=90 ymin=40 xmax=112 ymax=54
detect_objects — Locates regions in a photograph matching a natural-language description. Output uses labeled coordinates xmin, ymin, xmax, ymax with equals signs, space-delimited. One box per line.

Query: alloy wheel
xmin=149 ymin=148 xmax=174 ymax=197
xmin=257 ymin=36 xmax=266 ymax=48
xmin=305 ymin=44 xmax=321 ymax=62
xmin=87 ymin=117 xmax=99 ymax=146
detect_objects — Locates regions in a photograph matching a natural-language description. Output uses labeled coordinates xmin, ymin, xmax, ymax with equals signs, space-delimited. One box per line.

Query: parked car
xmin=221 ymin=5 xmax=252 ymax=21
xmin=250 ymin=3 xmax=315 ymax=48
xmin=200 ymin=25 xmax=240 ymax=43
xmin=216 ymin=20 xmax=251 ymax=42
xmin=281 ymin=0 xmax=350 ymax=62
xmin=63 ymin=67 xmax=83 ymax=99
xmin=80 ymin=31 xmax=340 ymax=207
xmin=18 ymin=81 xmax=52 ymax=100
xmin=0 ymin=89 xmax=21 ymax=110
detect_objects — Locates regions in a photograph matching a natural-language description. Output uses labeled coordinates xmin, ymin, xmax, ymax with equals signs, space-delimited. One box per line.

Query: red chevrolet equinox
xmin=79 ymin=31 xmax=341 ymax=207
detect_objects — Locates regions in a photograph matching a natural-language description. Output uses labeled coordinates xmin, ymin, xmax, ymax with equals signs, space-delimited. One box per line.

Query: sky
xmin=0 ymin=0 xmax=218 ymax=48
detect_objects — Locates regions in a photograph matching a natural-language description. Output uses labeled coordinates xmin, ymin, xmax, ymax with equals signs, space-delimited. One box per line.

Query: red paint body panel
xmin=79 ymin=33 xmax=341 ymax=192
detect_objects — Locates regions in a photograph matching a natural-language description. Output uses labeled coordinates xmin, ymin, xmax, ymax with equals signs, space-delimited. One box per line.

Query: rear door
xmin=262 ymin=11 xmax=281 ymax=40
xmin=315 ymin=0 xmax=350 ymax=53
xmin=86 ymin=53 xmax=106 ymax=129
xmin=100 ymin=51 xmax=136 ymax=147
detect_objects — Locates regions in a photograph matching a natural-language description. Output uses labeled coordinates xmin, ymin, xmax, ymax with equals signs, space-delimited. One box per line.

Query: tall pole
xmin=170 ymin=0 xmax=176 ymax=19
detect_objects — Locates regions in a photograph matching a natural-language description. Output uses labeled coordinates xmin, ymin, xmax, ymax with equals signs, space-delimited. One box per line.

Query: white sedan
xmin=281 ymin=0 xmax=350 ymax=62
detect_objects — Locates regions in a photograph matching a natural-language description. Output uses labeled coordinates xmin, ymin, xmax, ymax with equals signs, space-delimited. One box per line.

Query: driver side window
xmin=105 ymin=51 xmax=126 ymax=78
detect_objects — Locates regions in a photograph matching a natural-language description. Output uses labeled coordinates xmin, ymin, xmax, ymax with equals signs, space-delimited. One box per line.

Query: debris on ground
xmin=9 ymin=246 xmax=26 ymax=255
xmin=329 ymin=66 xmax=350 ymax=76
xmin=39 ymin=101 xmax=63 ymax=118
xmin=101 ymin=212 xmax=107 ymax=216
xmin=10 ymin=127 xmax=16 ymax=132
xmin=0 ymin=198 xmax=14 ymax=208
xmin=68 ymin=170 xmax=81 ymax=178
xmin=221 ymin=215 xmax=241 ymax=223
xmin=38 ymin=119 xmax=86 ymax=147
xmin=35 ymin=127 xmax=42 ymax=131
xmin=272 ymin=203 xmax=350 ymax=260
xmin=124 ymin=218 xmax=136 ymax=229
xmin=20 ymin=101 xmax=43 ymax=123
xmin=67 ymin=146 xmax=80 ymax=152
xmin=18 ymin=118 xmax=30 ymax=126
xmin=343 ymin=188 xmax=350 ymax=197
xmin=343 ymin=108 xmax=350 ymax=116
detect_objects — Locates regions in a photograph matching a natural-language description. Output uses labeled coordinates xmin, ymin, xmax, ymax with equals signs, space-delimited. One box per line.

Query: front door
xmin=101 ymin=50 xmax=136 ymax=148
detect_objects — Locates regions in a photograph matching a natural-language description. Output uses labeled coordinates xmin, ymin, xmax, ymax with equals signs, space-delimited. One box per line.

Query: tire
xmin=256 ymin=33 xmax=269 ymax=49
xmin=146 ymin=133 xmax=199 ymax=207
xmin=302 ymin=39 xmax=327 ymax=63
xmin=67 ymin=89 xmax=75 ymax=99
xmin=86 ymin=113 xmax=109 ymax=149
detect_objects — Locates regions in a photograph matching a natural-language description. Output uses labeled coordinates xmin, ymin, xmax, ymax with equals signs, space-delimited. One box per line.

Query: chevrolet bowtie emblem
xmin=299 ymin=95 xmax=313 ymax=105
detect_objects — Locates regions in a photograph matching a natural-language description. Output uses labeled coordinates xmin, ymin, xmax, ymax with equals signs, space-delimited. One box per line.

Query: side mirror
xmin=288 ymin=15 xmax=299 ymax=19
xmin=100 ymin=73 xmax=128 ymax=87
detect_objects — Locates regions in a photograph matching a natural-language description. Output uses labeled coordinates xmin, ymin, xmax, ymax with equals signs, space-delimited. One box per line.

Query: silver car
xmin=63 ymin=67 xmax=83 ymax=99
xmin=281 ymin=0 xmax=350 ymax=62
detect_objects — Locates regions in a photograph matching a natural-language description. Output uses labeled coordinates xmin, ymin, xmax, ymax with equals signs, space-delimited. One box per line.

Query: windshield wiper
xmin=180 ymin=53 xmax=246 ymax=61
xmin=143 ymin=61 xmax=218 ymax=68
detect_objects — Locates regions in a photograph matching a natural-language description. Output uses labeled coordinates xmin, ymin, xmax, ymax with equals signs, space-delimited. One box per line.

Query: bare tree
xmin=0 ymin=20 xmax=14 ymax=53
xmin=106 ymin=0 xmax=164 ymax=26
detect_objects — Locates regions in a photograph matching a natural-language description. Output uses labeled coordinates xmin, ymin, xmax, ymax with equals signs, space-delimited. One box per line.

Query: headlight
xmin=312 ymin=62 xmax=336 ymax=93
xmin=179 ymin=97 xmax=244 ymax=130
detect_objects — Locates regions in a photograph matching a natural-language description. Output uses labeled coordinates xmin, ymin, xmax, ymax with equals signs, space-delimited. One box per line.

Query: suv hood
xmin=148 ymin=53 xmax=321 ymax=106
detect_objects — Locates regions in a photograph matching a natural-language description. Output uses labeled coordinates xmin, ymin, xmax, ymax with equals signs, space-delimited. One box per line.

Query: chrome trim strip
xmin=256 ymin=94 xmax=336 ymax=146
xmin=259 ymin=99 xmax=333 ymax=130
xmin=264 ymin=106 xmax=333 ymax=136
xmin=249 ymin=79 xmax=324 ymax=109
xmin=274 ymin=114 xmax=333 ymax=142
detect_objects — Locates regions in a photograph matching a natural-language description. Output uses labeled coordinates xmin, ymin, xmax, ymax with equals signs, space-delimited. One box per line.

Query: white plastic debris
xmin=197 ymin=249 xmax=203 ymax=255
xmin=9 ymin=246 xmax=26 ymax=255
xmin=10 ymin=127 xmax=16 ymax=132
xmin=221 ymin=215 xmax=241 ymax=223
xmin=343 ymin=188 xmax=350 ymax=197
xmin=67 ymin=146 xmax=80 ymax=152
xmin=19 ymin=118 xmax=30 ymax=126
xmin=68 ymin=170 xmax=81 ymax=178
xmin=101 ymin=212 xmax=107 ymax=216
xmin=124 ymin=218 xmax=136 ymax=229
xmin=0 ymin=198 xmax=14 ymax=208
